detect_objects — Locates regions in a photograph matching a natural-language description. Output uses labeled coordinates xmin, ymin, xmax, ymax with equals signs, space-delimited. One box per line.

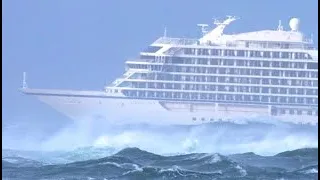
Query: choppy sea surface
xmin=2 ymin=147 xmax=318 ymax=180
xmin=2 ymin=121 xmax=318 ymax=179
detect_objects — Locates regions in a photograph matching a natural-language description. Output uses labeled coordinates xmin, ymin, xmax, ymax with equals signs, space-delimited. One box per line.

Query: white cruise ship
xmin=21 ymin=16 xmax=318 ymax=125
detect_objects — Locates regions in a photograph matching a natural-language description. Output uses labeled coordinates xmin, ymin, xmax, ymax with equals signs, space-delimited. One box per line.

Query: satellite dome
xmin=289 ymin=18 xmax=300 ymax=31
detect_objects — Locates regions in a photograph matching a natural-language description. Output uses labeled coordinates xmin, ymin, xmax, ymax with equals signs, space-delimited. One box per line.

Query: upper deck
xmin=150 ymin=16 xmax=317 ymax=52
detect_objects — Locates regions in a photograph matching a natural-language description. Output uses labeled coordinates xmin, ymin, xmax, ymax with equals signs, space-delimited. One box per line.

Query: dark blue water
xmin=2 ymin=147 xmax=318 ymax=180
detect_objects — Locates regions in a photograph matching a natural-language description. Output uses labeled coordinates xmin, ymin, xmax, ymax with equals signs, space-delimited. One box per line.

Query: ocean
xmin=2 ymin=147 xmax=318 ymax=180
xmin=2 ymin=122 xmax=318 ymax=180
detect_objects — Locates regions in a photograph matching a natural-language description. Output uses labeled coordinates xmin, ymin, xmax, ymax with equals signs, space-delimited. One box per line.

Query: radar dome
xmin=289 ymin=18 xmax=300 ymax=31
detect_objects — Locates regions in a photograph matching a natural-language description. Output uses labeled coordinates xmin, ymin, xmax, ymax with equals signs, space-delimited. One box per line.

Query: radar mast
xmin=22 ymin=72 xmax=28 ymax=89
xmin=277 ymin=20 xmax=283 ymax=31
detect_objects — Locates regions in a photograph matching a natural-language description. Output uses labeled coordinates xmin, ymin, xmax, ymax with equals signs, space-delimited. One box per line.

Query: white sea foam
xmin=304 ymin=168 xmax=318 ymax=174
xmin=235 ymin=164 xmax=247 ymax=177
xmin=88 ymin=121 xmax=317 ymax=156
xmin=3 ymin=117 xmax=318 ymax=156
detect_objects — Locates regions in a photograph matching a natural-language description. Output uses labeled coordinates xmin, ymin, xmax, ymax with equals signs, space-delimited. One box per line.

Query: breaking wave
xmin=2 ymin=118 xmax=318 ymax=179
xmin=3 ymin=119 xmax=318 ymax=155
xmin=2 ymin=147 xmax=318 ymax=180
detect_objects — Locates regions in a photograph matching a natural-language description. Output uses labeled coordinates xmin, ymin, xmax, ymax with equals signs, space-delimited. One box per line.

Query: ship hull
xmin=22 ymin=88 xmax=318 ymax=126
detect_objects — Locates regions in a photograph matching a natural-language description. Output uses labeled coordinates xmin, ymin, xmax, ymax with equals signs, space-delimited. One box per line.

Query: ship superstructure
xmin=21 ymin=16 xmax=318 ymax=125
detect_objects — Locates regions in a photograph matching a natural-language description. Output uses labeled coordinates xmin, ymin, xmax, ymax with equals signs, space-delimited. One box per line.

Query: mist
xmin=3 ymin=116 xmax=318 ymax=156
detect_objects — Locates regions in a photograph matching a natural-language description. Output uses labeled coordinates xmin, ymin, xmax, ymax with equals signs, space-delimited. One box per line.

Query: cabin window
xmin=307 ymin=62 xmax=317 ymax=69
xmin=289 ymin=109 xmax=294 ymax=115
xmin=184 ymin=48 xmax=194 ymax=55
xmin=237 ymin=50 xmax=245 ymax=57
xmin=144 ymin=46 xmax=162 ymax=53
xmin=297 ymin=110 xmax=302 ymax=115
xmin=273 ymin=52 xmax=280 ymax=58
xmin=140 ymin=55 xmax=154 ymax=60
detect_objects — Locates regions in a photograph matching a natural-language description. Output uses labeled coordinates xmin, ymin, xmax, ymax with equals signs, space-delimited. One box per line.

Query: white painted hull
xmin=22 ymin=88 xmax=318 ymax=126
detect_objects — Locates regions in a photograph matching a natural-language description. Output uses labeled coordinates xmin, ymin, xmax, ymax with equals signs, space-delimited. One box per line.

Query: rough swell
xmin=2 ymin=147 xmax=318 ymax=180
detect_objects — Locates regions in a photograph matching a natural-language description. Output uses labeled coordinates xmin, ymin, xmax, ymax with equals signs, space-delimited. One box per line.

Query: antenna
xmin=163 ymin=27 xmax=167 ymax=37
xmin=22 ymin=72 xmax=27 ymax=89
xmin=277 ymin=20 xmax=283 ymax=31
xmin=197 ymin=24 xmax=208 ymax=36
